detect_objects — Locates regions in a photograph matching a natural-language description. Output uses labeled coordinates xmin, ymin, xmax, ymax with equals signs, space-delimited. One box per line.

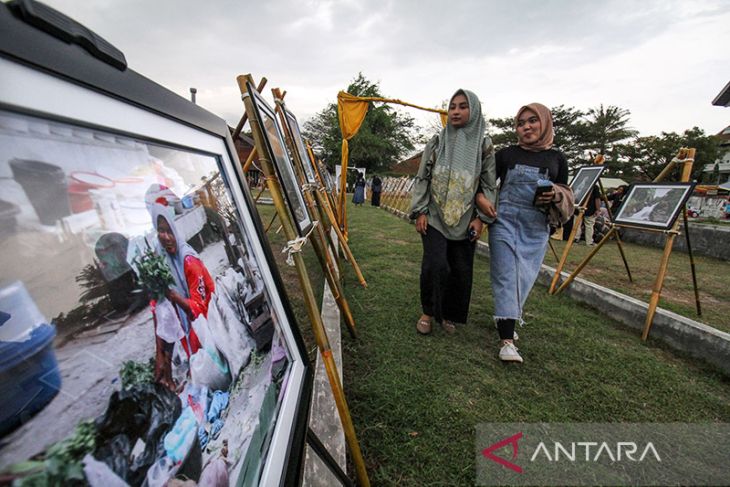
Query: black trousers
xmin=420 ymin=225 xmax=476 ymax=324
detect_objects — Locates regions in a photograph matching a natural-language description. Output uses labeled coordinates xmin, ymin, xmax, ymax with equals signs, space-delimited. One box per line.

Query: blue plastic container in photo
xmin=0 ymin=282 xmax=62 ymax=436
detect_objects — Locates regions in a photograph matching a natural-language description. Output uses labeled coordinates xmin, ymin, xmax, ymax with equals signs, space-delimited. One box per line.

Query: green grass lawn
xmin=254 ymin=200 xmax=730 ymax=486
xmin=337 ymin=204 xmax=730 ymax=486
xmin=544 ymin=237 xmax=730 ymax=333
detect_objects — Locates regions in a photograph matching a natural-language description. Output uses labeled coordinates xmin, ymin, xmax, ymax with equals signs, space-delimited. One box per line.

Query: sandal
xmin=441 ymin=320 xmax=456 ymax=335
xmin=416 ymin=317 xmax=432 ymax=335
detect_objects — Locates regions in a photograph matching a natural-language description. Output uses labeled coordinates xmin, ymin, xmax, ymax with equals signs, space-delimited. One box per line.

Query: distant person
xmin=410 ymin=89 xmax=497 ymax=336
xmin=477 ymin=103 xmax=570 ymax=363
xmin=607 ymin=184 xmax=629 ymax=214
xmin=352 ymin=172 xmax=366 ymax=206
xmin=574 ymin=184 xmax=601 ymax=245
xmin=370 ymin=175 xmax=382 ymax=207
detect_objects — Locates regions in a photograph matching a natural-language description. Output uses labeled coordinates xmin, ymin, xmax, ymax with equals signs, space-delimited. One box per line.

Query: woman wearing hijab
xmin=352 ymin=171 xmax=366 ymax=206
xmin=410 ymin=89 xmax=497 ymax=335
xmin=150 ymin=200 xmax=215 ymax=389
xmin=477 ymin=103 xmax=569 ymax=363
xmin=371 ymin=175 xmax=383 ymax=207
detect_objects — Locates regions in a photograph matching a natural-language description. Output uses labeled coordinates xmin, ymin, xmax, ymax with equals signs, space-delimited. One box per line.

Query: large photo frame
xmin=613 ymin=183 xmax=695 ymax=230
xmin=246 ymin=83 xmax=313 ymax=237
xmin=0 ymin=7 xmax=311 ymax=486
xmin=569 ymin=165 xmax=606 ymax=207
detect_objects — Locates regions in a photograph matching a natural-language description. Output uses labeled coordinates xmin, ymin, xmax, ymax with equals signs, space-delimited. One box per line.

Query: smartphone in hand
xmin=533 ymin=179 xmax=553 ymax=206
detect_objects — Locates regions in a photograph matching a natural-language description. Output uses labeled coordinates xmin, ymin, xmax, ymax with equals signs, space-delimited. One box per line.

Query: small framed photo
xmin=246 ymin=82 xmax=313 ymax=237
xmin=281 ymin=107 xmax=318 ymax=185
xmin=613 ymin=183 xmax=696 ymax=230
xmin=569 ymin=165 xmax=606 ymax=207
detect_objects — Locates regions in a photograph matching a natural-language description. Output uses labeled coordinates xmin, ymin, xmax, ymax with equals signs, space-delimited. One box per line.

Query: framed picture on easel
xmin=246 ymin=83 xmax=313 ymax=237
xmin=0 ymin=6 xmax=312 ymax=485
xmin=281 ymin=108 xmax=318 ymax=185
xmin=569 ymin=165 xmax=606 ymax=207
xmin=614 ymin=183 xmax=695 ymax=231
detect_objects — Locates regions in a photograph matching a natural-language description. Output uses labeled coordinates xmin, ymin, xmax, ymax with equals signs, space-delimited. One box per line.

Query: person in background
xmin=410 ymin=89 xmax=497 ymax=336
xmin=371 ymin=175 xmax=383 ymax=207
xmin=607 ymin=184 xmax=629 ymax=214
xmin=352 ymin=171 xmax=366 ymax=206
xmin=575 ymin=184 xmax=601 ymax=246
xmin=477 ymin=103 xmax=569 ymax=363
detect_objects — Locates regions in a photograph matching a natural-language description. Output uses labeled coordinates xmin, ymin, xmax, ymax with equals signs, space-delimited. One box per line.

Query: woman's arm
xmin=166 ymin=255 xmax=215 ymax=319
xmin=409 ymin=136 xmax=438 ymax=220
xmin=475 ymin=137 xmax=498 ymax=221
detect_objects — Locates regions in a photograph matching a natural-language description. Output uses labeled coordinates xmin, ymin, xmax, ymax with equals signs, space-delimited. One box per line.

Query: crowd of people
xmin=409 ymin=89 xmax=574 ymax=363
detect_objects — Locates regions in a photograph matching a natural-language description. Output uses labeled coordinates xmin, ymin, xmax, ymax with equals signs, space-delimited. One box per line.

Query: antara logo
xmin=482 ymin=432 xmax=662 ymax=473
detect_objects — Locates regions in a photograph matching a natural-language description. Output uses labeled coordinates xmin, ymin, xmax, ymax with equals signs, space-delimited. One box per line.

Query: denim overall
xmin=489 ymin=164 xmax=550 ymax=323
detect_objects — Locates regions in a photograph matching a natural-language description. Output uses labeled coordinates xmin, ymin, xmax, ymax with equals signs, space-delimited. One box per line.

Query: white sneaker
xmin=499 ymin=342 xmax=523 ymax=363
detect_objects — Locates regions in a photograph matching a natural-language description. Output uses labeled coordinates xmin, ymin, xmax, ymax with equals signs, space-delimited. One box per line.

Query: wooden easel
xmin=237 ymin=74 xmax=370 ymax=486
xmin=270 ymin=86 xmax=362 ymax=337
xmin=553 ymin=148 xmax=701 ymax=341
xmin=549 ymin=155 xmax=632 ymax=294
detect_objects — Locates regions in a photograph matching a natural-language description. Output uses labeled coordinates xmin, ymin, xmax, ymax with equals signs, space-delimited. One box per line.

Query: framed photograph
xmin=246 ymin=83 xmax=313 ymax=237
xmin=569 ymin=165 xmax=606 ymax=207
xmin=281 ymin=107 xmax=318 ymax=186
xmin=0 ymin=6 xmax=311 ymax=486
xmin=613 ymin=183 xmax=695 ymax=230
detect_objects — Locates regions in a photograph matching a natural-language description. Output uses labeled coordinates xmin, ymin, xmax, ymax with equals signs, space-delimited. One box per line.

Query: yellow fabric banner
xmin=335 ymin=91 xmax=448 ymax=236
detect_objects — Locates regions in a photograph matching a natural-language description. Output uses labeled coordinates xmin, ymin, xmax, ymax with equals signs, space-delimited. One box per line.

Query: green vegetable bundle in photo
xmin=133 ymin=249 xmax=175 ymax=300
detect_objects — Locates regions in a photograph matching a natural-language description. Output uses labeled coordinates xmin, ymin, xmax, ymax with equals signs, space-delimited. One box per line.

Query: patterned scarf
xmin=431 ymin=89 xmax=485 ymax=227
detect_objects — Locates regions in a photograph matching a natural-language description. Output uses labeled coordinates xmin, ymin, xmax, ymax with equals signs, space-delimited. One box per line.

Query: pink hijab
xmin=516 ymin=103 xmax=554 ymax=152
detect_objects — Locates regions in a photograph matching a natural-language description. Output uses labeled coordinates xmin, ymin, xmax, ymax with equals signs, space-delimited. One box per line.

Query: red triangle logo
xmin=482 ymin=432 xmax=524 ymax=473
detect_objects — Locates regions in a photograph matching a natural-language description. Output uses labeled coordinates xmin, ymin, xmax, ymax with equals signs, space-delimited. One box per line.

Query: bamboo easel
xmin=554 ymin=148 xmax=700 ymax=341
xmin=549 ymin=155 xmax=632 ymax=294
xmin=303 ymin=143 xmax=368 ymax=288
xmin=271 ymin=87 xmax=361 ymax=337
xmin=238 ymin=74 xmax=369 ymax=486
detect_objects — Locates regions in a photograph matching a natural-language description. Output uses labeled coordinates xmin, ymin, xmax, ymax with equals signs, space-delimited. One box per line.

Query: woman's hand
xmin=475 ymin=193 xmax=497 ymax=218
xmin=416 ymin=214 xmax=428 ymax=235
xmin=468 ymin=218 xmax=484 ymax=241
xmin=535 ymin=190 xmax=555 ymax=206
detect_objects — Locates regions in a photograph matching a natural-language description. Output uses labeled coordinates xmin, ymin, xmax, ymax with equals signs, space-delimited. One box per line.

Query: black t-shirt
xmin=495 ymin=145 xmax=569 ymax=187
xmin=586 ymin=185 xmax=601 ymax=216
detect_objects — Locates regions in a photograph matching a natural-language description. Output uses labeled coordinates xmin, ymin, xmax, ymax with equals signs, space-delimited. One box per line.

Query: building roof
xmin=391 ymin=151 xmax=422 ymax=175
xmin=713 ymin=80 xmax=730 ymax=107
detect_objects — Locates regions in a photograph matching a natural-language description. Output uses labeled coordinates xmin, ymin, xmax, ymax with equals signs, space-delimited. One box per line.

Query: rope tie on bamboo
xmin=301 ymin=183 xmax=318 ymax=192
xmin=241 ymin=92 xmax=250 ymax=101
xmin=282 ymin=221 xmax=319 ymax=266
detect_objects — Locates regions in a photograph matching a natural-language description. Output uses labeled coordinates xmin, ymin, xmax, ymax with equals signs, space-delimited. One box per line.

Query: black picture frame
xmin=245 ymin=83 xmax=314 ymax=237
xmin=282 ymin=107 xmax=318 ymax=186
xmin=613 ymin=183 xmax=696 ymax=230
xmin=0 ymin=4 xmax=312 ymax=485
xmin=569 ymin=165 xmax=606 ymax=207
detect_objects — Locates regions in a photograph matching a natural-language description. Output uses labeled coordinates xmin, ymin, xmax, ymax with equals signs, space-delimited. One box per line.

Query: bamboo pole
xmin=238 ymin=74 xmax=369 ymax=486
xmin=555 ymin=226 xmax=617 ymax=295
xmin=242 ymin=147 xmax=258 ymax=173
xmin=272 ymin=87 xmax=359 ymax=337
xmin=233 ymin=77 xmax=267 ymax=139
xmin=598 ymin=179 xmax=633 ymax=283
xmin=641 ymin=230 xmax=678 ymax=340
xmin=306 ymin=144 xmax=367 ymax=287
xmin=549 ymin=208 xmax=584 ymax=294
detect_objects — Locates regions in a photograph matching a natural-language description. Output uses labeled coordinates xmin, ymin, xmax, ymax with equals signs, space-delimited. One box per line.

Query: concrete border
xmin=474 ymin=240 xmax=730 ymax=376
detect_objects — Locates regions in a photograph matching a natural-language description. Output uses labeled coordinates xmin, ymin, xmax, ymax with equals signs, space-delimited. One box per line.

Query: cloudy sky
xmin=42 ymin=0 xmax=729 ymax=142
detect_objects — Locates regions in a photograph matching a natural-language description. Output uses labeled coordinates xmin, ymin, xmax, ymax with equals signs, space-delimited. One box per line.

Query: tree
xmin=303 ymin=73 xmax=423 ymax=173
xmin=582 ymin=105 xmax=638 ymax=175
xmin=621 ymin=128 xmax=723 ymax=181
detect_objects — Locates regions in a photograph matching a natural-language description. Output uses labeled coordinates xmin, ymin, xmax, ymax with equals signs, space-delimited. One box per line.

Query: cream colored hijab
xmin=431 ymin=89 xmax=486 ymax=227
xmin=516 ymin=103 xmax=554 ymax=152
